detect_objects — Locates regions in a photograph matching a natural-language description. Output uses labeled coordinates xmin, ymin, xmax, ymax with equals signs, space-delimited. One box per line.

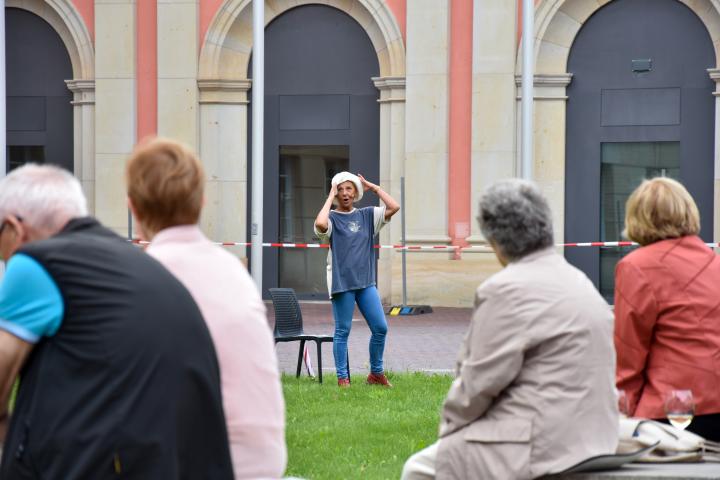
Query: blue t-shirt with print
xmin=329 ymin=207 xmax=377 ymax=295
xmin=0 ymin=253 xmax=64 ymax=343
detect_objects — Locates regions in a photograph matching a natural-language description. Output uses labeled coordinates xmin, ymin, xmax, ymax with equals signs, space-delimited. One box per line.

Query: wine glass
xmin=664 ymin=390 xmax=695 ymax=430
xmin=617 ymin=389 xmax=630 ymax=417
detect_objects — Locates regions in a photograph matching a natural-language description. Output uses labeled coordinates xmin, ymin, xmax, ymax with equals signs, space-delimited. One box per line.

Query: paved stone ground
xmin=269 ymin=301 xmax=472 ymax=378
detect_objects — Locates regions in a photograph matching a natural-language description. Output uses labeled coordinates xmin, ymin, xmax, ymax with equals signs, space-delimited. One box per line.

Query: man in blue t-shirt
xmin=0 ymin=164 xmax=233 ymax=479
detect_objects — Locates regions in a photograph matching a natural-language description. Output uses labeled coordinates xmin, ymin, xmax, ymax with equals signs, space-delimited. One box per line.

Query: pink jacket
xmin=614 ymin=235 xmax=720 ymax=419
xmin=147 ymin=226 xmax=286 ymax=479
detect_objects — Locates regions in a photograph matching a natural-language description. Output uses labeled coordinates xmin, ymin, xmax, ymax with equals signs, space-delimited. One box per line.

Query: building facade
xmin=6 ymin=0 xmax=720 ymax=306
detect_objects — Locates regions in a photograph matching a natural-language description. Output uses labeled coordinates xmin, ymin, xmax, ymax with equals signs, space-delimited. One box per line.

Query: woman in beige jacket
xmin=402 ymin=180 xmax=618 ymax=479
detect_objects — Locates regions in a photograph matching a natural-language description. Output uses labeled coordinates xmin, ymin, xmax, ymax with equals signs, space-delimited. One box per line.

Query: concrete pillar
xmin=373 ymin=76 xmax=406 ymax=303
xmin=66 ymin=79 xmax=96 ymax=213
xmin=404 ymin=0 xmax=450 ymax=246
xmin=94 ymin=0 xmax=135 ymax=233
xmin=198 ymin=80 xmax=251 ymax=260
xmin=515 ymin=73 xmax=573 ymax=244
xmin=708 ymin=68 xmax=720 ymax=243
xmin=469 ymin=0 xmax=518 ymax=242
xmin=157 ymin=0 xmax=199 ymax=149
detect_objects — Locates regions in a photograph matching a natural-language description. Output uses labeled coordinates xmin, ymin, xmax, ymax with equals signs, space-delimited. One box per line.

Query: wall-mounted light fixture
xmin=632 ymin=59 xmax=652 ymax=73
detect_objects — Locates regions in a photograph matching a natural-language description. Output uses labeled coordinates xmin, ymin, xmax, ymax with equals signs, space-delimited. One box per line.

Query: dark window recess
xmin=599 ymin=141 xmax=680 ymax=301
xmin=278 ymin=145 xmax=349 ymax=296
xmin=7 ymin=146 xmax=45 ymax=171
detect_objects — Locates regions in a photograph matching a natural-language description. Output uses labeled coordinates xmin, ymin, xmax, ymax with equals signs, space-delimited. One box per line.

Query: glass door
xmin=599 ymin=142 xmax=680 ymax=300
xmin=278 ymin=145 xmax=349 ymax=298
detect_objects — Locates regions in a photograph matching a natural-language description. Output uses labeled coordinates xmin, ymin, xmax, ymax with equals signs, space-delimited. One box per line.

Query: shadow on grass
xmin=282 ymin=372 xmax=453 ymax=480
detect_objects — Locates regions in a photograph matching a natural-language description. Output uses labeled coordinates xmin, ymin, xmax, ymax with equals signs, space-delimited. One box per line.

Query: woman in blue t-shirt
xmin=314 ymin=172 xmax=400 ymax=387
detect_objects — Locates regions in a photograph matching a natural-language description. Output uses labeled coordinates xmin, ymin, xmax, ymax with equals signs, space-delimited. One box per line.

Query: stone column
xmin=515 ymin=73 xmax=573 ymax=243
xmin=402 ymin=0 xmax=457 ymax=306
xmin=708 ymin=68 xmax=720 ymax=243
xmin=65 ymin=79 xmax=95 ymax=213
xmin=373 ymin=76 xmax=406 ymax=303
xmin=94 ymin=0 xmax=136 ymax=233
xmin=469 ymin=0 xmax=517 ymax=242
xmin=198 ymin=79 xmax=251 ymax=259
xmin=157 ymin=0 xmax=199 ymax=149
xmin=405 ymin=0 xmax=450 ymax=246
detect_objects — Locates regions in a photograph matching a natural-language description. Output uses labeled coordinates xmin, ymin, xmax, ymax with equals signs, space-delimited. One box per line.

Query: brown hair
xmin=624 ymin=177 xmax=700 ymax=246
xmin=126 ymin=138 xmax=205 ymax=236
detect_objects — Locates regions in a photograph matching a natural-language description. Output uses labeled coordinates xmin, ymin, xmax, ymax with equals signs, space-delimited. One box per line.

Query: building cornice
xmin=514 ymin=73 xmax=573 ymax=101
xmin=372 ymin=76 xmax=406 ymax=104
xmin=198 ymin=79 xmax=252 ymax=105
xmin=65 ymin=79 xmax=95 ymax=105
xmin=514 ymin=73 xmax=573 ymax=87
xmin=372 ymin=76 xmax=406 ymax=90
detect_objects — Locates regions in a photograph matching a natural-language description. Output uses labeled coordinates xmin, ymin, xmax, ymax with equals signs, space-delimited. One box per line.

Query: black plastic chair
xmin=269 ymin=288 xmax=348 ymax=384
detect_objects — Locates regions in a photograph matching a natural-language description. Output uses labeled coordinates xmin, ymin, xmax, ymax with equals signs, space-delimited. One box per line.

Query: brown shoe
xmin=338 ymin=378 xmax=351 ymax=388
xmin=367 ymin=373 xmax=393 ymax=388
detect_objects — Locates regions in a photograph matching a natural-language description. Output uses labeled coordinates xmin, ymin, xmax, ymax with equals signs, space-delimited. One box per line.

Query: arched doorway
xmin=248 ymin=4 xmax=381 ymax=299
xmin=5 ymin=7 xmax=74 ymax=172
xmin=564 ymin=0 xmax=715 ymax=300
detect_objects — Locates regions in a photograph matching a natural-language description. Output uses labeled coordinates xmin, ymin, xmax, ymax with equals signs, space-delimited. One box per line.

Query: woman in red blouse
xmin=615 ymin=177 xmax=720 ymax=441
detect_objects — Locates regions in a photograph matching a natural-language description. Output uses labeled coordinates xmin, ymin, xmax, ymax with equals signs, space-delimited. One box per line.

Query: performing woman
xmin=314 ymin=172 xmax=400 ymax=388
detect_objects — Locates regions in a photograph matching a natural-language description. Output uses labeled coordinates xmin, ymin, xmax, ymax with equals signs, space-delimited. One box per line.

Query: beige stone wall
xmin=94 ymin=0 xmax=135 ymax=234
xmin=198 ymin=80 xmax=250 ymax=257
xmin=158 ymin=0 xmax=199 ymax=149
xmin=43 ymin=0 xmax=720 ymax=308
xmin=404 ymin=0 xmax=449 ymax=246
xmin=396 ymin=0 xmax=453 ymax=306
xmin=389 ymin=0 xmax=515 ymax=308
xmin=470 ymin=0 xmax=517 ymax=241
xmin=393 ymin=251 xmax=501 ymax=307
xmin=198 ymin=0 xmax=408 ymax=303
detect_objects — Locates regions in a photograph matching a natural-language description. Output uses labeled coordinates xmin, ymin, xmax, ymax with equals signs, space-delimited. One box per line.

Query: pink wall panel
xmin=448 ymin=0 xmax=473 ymax=251
xmin=137 ymin=0 xmax=157 ymax=141
xmin=200 ymin=0 xmax=225 ymax=46
xmin=385 ymin=0 xmax=406 ymax=42
xmin=71 ymin=0 xmax=94 ymax=40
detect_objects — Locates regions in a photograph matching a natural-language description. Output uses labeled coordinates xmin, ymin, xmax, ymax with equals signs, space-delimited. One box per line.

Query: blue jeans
xmin=331 ymin=286 xmax=388 ymax=379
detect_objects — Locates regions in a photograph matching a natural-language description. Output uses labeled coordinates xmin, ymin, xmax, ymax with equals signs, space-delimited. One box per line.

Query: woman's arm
xmin=440 ymin=286 xmax=524 ymax=437
xmin=314 ymin=183 xmax=337 ymax=234
xmin=358 ymin=175 xmax=400 ymax=221
xmin=0 ymin=331 xmax=33 ymax=442
xmin=614 ymin=260 xmax=658 ymax=415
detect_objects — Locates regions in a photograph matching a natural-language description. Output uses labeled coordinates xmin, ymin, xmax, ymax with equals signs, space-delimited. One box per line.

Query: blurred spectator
xmin=127 ymin=138 xmax=287 ymax=479
xmin=0 ymin=164 xmax=233 ymax=478
xmin=615 ymin=177 xmax=720 ymax=441
xmin=402 ymin=179 xmax=618 ymax=479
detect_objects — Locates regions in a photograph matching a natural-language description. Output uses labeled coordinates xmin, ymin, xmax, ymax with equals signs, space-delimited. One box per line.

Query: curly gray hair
xmin=478 ymin=179 xmax=554 ymax=261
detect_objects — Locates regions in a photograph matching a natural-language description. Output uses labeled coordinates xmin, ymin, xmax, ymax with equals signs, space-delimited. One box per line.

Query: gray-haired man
xmin=0 ymin=165 xmax=233 ymax=479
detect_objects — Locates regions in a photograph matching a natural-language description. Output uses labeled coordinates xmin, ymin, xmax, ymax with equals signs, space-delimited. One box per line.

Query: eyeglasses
xmin=0 ymin=216 xmax=23 ymax=236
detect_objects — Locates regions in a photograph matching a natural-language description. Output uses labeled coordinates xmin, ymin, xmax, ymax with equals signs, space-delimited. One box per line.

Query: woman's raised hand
xmin=358 ymin=174 xmax=377 ymax=192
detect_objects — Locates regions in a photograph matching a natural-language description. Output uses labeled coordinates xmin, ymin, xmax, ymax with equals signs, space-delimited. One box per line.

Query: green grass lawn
xmin=283 ymin=372 xmax=453 ymax=480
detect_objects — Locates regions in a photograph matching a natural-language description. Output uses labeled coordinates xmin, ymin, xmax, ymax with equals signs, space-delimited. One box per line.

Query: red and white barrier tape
xmin=132 ymin=239 xmax=720 ymax=249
